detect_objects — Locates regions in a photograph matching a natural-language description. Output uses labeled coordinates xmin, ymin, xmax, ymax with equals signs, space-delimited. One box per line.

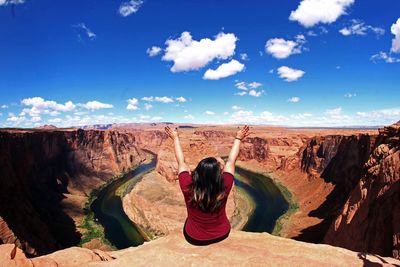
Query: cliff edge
xmin=1 ymin=230 xmax=399 ymax=267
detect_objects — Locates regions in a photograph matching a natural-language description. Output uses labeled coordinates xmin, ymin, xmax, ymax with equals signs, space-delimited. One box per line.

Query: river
xmin=91 ymin=156 xmax=288 ymax=249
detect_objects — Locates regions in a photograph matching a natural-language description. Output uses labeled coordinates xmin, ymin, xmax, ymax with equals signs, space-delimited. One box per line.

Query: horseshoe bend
xmin=0 ymin=123 xmax=399 ymax=266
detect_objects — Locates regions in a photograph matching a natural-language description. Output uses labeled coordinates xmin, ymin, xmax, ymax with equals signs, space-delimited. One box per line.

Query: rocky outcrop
xmin=238 ymin=137 xmax=269 ymax=162
xmin=324 ymin=123 xmax=400 ymax=259
xmin=0 ymin=129 xmax=145 ymax=256
xmin=1 ymin=230 xmax=399 ymax=267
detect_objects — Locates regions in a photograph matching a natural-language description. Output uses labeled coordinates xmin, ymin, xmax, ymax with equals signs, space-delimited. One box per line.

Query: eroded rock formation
xmin=324 ymin=123 xmax=400 ymax=259
xmin=1 ymin=230 xmax=399 ymax=267
xmin=0 ymin=129 xmax=145 ymax=256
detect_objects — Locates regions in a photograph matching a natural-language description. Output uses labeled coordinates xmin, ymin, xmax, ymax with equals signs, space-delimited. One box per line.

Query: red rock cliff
xmin=0 ymin=129 xmax=145 ymax=256
xmin=324 ymin=123 xmax=400 ymax=259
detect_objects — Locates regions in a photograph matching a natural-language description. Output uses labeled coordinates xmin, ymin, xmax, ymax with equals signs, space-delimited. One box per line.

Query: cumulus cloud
xmin=391 ymin=18 xmax=400 ymax=53
xmin=339 ymin=19 xmax=385 ymax=36
xmin=232 ymin=105 xmax=243 ymax=110
xmin=234 ymin=91 xmax=247 ymax=96
xmin=175 ymin=96 xmax=187 ymax=102
xmin=203 ymin=59 xmax=245 ymax=80
xmin=147 ymin=46 xmax=162 ymax=57
xmin=127 ymin=98 xmax=139 ymax=110
xmin=277 ymin=66 xmax=305 ymax=82
xmin=141 ymin=96 xmax=174 ymax=103
xmin=74 ymin=23 xmax=96 ymax=40
xmin=205 ymin=111 xmax=215 ymax=115
xmin=265 ymin=36 xmax=306 ymax=59
xmin=235 ymin=81 xmax=248 ymax=90
xmin=79 ymin=101 xmax=113 ymax=111
xmin=20 ymin=97 xmax=75 ymax=117
xmin=0 ymin=0 xmax=25 ymax=6
xmin=325 ymin=106 xmax=342 ymax=116
xmin=1 ymin=104 xmax=8 ymax=108
xmin=144 ymin=103 xmax=153 ymax=110
xmin=248 ymin=89 xmax=264 ymax=97
xmin=370 ymin=52 xmax=400 ymax=63
xmin=119 ymin=0 xmax=143 ymax=17
xmin=289 ymin=0 xmax=355 ymax=28
xmin=240 ymin=53 xmax=249 ymax=61
xmin=162 ymin=32 xmax=238 ymax=72
xmin=288 ymin=96 xmax=300 ymax=103
xmin=230 ymin=109 xmax=287 ymax=124
xmin=248 ymin=82 xmax=262 ymax=89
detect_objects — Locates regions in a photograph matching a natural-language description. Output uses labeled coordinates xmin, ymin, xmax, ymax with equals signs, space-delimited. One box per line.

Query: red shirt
xmin=178 ymin=171 xmax=234 ymax=241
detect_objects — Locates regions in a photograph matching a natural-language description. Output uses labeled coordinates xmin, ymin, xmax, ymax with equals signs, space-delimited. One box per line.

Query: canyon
xmin=0 ymin=122 xmax=399 ymax=266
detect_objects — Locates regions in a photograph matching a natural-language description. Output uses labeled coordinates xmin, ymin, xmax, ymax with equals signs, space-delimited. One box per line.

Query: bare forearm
xmin=174 ymin=137 xmax=186 ymax=165
xmin=227 ymin=138 xmax=241 ymax=164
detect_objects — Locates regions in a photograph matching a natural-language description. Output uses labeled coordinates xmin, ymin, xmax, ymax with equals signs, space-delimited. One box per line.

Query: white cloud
xmin=235 ymin=91 xmax=247 ymax=96
xmin=339 ymin=19 xmax=385 ymax=36
xmin=370 ymin=52 xmax=400 ymax=63
xmin=235 ymin=81 xmax=248 ymax=90
xmin=232 ymin=105 xmax=243 ymax=110
xmin=184 ymin=114 xmax=195 ymax=120
xmin=205 ymin=111 xmax=215 ymax=115
xmin=74 ymin=23 xmax=96 ymax=40
xmin=79 ymin=101 xmax=113 ymax=111
xmin=48 ymin=118 xmax=62 ymax=124
xmin=155 ymin=96 xmax=174 ymax=103
xmin=127 ymin=98 xmax=139 ymax=110
xmin=289 ymin=0 xmax=355 ymax=28
xmin=325 ymin=107 xmax=342 ymax=116
xmin=391 ymin=18 xmax=400 ymax=53
xmin=290 ymin=113 xmax=312 ymax=120
xmin=147 ymin=46 xmax=162 ymax=57
xmin=265 ymin=37 xmax=305 ymax=59
xmin=248 ymin=82 xmax=262 ymax=89
xmin=344 ymin=93 xmax=356 ymax=98
xmin=162 ymin=32 xmax=238 ymax=72
xmin=288 ymin=96 xmax=300 ymax=103
xmin=141 ymin=96 xmax=174 ymax=103
xmin=240 ymin=53 xmax=249 ymax=61
xmin=277 ymin=66 xmax=305 ymax=82
xmin=144 ymin=103 xmax=153 ymax=110
xmin=175 ymin=96 xmax=187 ymax=102
xmin=223 ymin=112 xmax=229 ymax=115
xmin=1 ymin=104 xmax=8 ymax=108
xmin=248 ymin=89 xmax=264 ymax=97
xmin=203 ymin=59 xmax=245 ymax=80
xmin=119 ymin=0 xmax=143 ymax=17
xmin=21 ymin=97 xmax=75 ymax=117
xmin=0 ymin=0 xmax=25 ymax=6
xmin=230 ymin=109 xmax=287 ymax=124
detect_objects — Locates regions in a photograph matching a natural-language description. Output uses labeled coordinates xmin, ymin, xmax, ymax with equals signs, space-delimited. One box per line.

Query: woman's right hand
xmin=165 ymin=126 xmax=179 ymax=140
xmin=235 ymin=125 xmax=250 ymax=140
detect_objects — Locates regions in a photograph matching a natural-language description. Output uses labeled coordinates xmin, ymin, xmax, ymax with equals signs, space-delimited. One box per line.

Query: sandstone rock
xmin=324 ymin=124 xmax=400 ymax=259
xmin=0 ymin=129 xmax=145 ymax=256
xmin=1 ymin=230 xmax=399 ymax=267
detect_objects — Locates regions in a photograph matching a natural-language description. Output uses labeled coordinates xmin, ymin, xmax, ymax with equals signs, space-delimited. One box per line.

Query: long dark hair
xmin=189 ymin=157 xmax=226 ymax=212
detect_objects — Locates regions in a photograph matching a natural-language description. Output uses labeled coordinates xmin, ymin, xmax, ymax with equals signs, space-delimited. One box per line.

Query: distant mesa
xmin=36 ymin=124 xmax=58 ymax=129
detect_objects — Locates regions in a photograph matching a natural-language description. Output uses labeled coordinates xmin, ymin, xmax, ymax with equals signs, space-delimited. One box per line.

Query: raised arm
xmin=165 ymin=126 xmax=189 ymax=174
xmin=224 ymin=125 xmax=250 ymax=175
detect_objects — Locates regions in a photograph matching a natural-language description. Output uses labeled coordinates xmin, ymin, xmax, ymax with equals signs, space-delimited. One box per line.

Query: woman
xmin=164 ymin=125 xmax=250 ymax=245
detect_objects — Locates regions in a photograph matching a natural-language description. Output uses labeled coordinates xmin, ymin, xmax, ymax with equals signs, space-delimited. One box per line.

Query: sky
xmin=0 ymin=0 xmax=400 ymax=127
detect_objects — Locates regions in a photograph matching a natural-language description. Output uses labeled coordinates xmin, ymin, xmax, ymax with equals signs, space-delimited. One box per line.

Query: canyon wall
xmin=0 ymin=129 xmax=145 ymax=256
xmin=324 ymin=123 xmax=400 ymax=258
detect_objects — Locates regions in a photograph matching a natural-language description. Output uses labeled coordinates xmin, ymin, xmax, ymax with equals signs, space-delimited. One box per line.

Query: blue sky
xmin=0 ymin=0 xmax=399 ymax=127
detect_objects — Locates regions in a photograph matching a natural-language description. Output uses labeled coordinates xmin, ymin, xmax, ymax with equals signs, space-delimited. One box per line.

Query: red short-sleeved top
xmin=178 ymin=170 xmax=234 ymax=241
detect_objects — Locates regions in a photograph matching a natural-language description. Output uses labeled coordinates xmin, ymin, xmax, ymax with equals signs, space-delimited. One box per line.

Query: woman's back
xmin=178 ymin=170 xmax=234 ymax=241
